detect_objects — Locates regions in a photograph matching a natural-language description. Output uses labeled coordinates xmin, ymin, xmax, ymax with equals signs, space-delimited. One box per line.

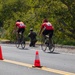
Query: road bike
xmin=41 ymin=35 xmax=55 ymax=53
xmin=15 ymin=32 xmax=25 ymax=49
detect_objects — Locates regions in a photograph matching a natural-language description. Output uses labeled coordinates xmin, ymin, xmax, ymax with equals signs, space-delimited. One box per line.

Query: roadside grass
xmin=0 ymin=38 xmax=10 ymax=41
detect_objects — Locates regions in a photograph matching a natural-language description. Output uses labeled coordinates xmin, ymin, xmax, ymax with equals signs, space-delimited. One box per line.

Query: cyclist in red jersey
xmin=15 ymin=20 xmax=26 ymax=39
xmin=39 ymin=19 xmax=54 ymax=43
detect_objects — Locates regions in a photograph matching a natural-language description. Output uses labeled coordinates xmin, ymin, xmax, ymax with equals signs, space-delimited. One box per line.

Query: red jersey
xmin=16 ymin=22 xmax=26 ymax=28
xmin=41 ymin=22 xmax=54 ymax=30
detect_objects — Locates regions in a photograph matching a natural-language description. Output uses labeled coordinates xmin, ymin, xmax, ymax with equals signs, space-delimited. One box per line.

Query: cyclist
xmin=28 ymin=28 xmax=37 ymax=47
xmin=39 ymin=19 xmax=54 ymax=44
xmin=15 ymin=20 xmax=26 ymax=39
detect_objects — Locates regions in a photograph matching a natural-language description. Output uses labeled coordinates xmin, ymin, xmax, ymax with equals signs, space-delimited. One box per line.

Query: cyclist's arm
xmin=39 ymin=28 xmax=43 ymax=35
xmin=13 ymin=23 xmax=18 ymax=34
xmin=39 ymin=24 xmax=43 ymax=35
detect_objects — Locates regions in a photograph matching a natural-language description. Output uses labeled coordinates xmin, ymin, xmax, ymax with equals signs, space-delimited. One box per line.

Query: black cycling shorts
xmin=17 ymin=28 xmax=25 ymax=34
xmin=42 ymin=30 xmax=54 ymax=38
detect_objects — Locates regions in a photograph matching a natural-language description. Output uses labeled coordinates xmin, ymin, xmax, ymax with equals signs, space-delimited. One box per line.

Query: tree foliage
xmin=0 ymin=0 xmax=75 ymax=45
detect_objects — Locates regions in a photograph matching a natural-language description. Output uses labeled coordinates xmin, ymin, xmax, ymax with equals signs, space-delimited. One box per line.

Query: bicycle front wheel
xmin=15 ymin=41 xmax=20 ymax=48
xmin=41 ymin=38 xmax=47 ymax=52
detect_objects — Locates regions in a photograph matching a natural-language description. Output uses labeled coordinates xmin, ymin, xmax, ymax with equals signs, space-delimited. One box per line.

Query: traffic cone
xmin=0 ymin=46 xmax=4 ymax=60
xmin=33 ymin=50 xmax=41 ymax=68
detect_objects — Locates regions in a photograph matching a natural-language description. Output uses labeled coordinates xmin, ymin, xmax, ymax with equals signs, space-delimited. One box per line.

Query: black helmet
xmin=16 ymin=20 xmax=20 ymax=22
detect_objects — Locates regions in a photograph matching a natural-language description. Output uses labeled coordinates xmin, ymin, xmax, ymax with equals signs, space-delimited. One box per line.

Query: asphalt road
xmin=0 ymin=44 xmax=75 ymax=75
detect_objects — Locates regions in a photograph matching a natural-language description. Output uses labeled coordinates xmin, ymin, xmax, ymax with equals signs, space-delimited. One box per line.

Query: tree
xmin=0 ymin=0 xmax=75 ymax=45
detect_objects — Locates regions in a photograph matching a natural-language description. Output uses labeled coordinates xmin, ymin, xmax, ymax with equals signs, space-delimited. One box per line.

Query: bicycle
xmin=41 ymin=35 xmax=55 ymax=53
xmin=15 ymin=32 xmax=25 ymax=49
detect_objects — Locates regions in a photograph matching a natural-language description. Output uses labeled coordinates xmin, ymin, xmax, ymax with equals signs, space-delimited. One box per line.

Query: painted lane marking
xmin=3 ymin=59 xmax=75 ymax=75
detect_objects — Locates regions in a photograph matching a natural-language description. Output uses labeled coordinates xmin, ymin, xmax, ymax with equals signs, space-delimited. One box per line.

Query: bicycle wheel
xmin=48 ymin=40 xmax=55 ymax=52
xmin=41 ymin=37 xmax=47 ymax=52
xmin=21 ymin=39 xmax=25 ymax=49
xmin=15 ymin=40 xmax=20 ymax=48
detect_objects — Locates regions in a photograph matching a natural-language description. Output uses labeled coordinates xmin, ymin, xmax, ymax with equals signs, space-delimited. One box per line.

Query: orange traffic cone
xmin=33 ymin=50 xmax=41 ymax=68
xmin=0 ymin=46 xmax=4 ymax=60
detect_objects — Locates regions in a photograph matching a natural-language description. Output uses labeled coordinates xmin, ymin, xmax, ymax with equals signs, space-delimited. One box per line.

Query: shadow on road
xmin=17 ymin=48 xmax=29 ymax=50
xmin=46 ymin=51 xmax=60 ymax=54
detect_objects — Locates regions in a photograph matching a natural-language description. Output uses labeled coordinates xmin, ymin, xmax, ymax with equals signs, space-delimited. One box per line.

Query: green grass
xmin=0 ymin=38 xmax=10 ymax=41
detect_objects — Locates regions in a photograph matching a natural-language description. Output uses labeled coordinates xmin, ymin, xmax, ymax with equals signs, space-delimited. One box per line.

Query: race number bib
xmin=47 ymin=22 xmax=52 ymax=26
xmin=20 ymin=23 xmax=25 ymax=27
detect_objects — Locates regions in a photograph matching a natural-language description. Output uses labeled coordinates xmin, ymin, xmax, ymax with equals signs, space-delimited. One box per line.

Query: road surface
xmin=0 ymin=44 xmax=75 ymax=75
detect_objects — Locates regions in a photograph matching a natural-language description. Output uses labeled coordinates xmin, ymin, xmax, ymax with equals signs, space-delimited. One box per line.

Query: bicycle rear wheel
xmin=48 ymin=40 xmax=55 ymax=53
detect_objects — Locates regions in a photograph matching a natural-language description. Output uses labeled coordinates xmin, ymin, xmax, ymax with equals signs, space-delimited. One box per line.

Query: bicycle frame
xmin=16 ymin=32 xmax=25 ymax=49
xmin=41 ymin=35 xmax=55 ymax=53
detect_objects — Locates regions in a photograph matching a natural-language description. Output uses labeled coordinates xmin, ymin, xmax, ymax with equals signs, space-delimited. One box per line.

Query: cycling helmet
xmin=43 ymin=19 xmax=48 ymax=23
xmin=16 ymin=20 xmax=20 ymax=22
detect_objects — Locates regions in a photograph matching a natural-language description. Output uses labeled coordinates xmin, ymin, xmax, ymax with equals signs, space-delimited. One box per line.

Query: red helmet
xmin=43 ymin=19 xmax=48 ymax=23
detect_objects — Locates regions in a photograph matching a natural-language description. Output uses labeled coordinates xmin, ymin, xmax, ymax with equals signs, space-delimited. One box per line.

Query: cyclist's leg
xmin=20 ymin=28 xmax=25 ymax=39
xmin=49 ymin=30 xmax=54 ymax=45
xmin=42 ymin=30 xmax=48 ymax=41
